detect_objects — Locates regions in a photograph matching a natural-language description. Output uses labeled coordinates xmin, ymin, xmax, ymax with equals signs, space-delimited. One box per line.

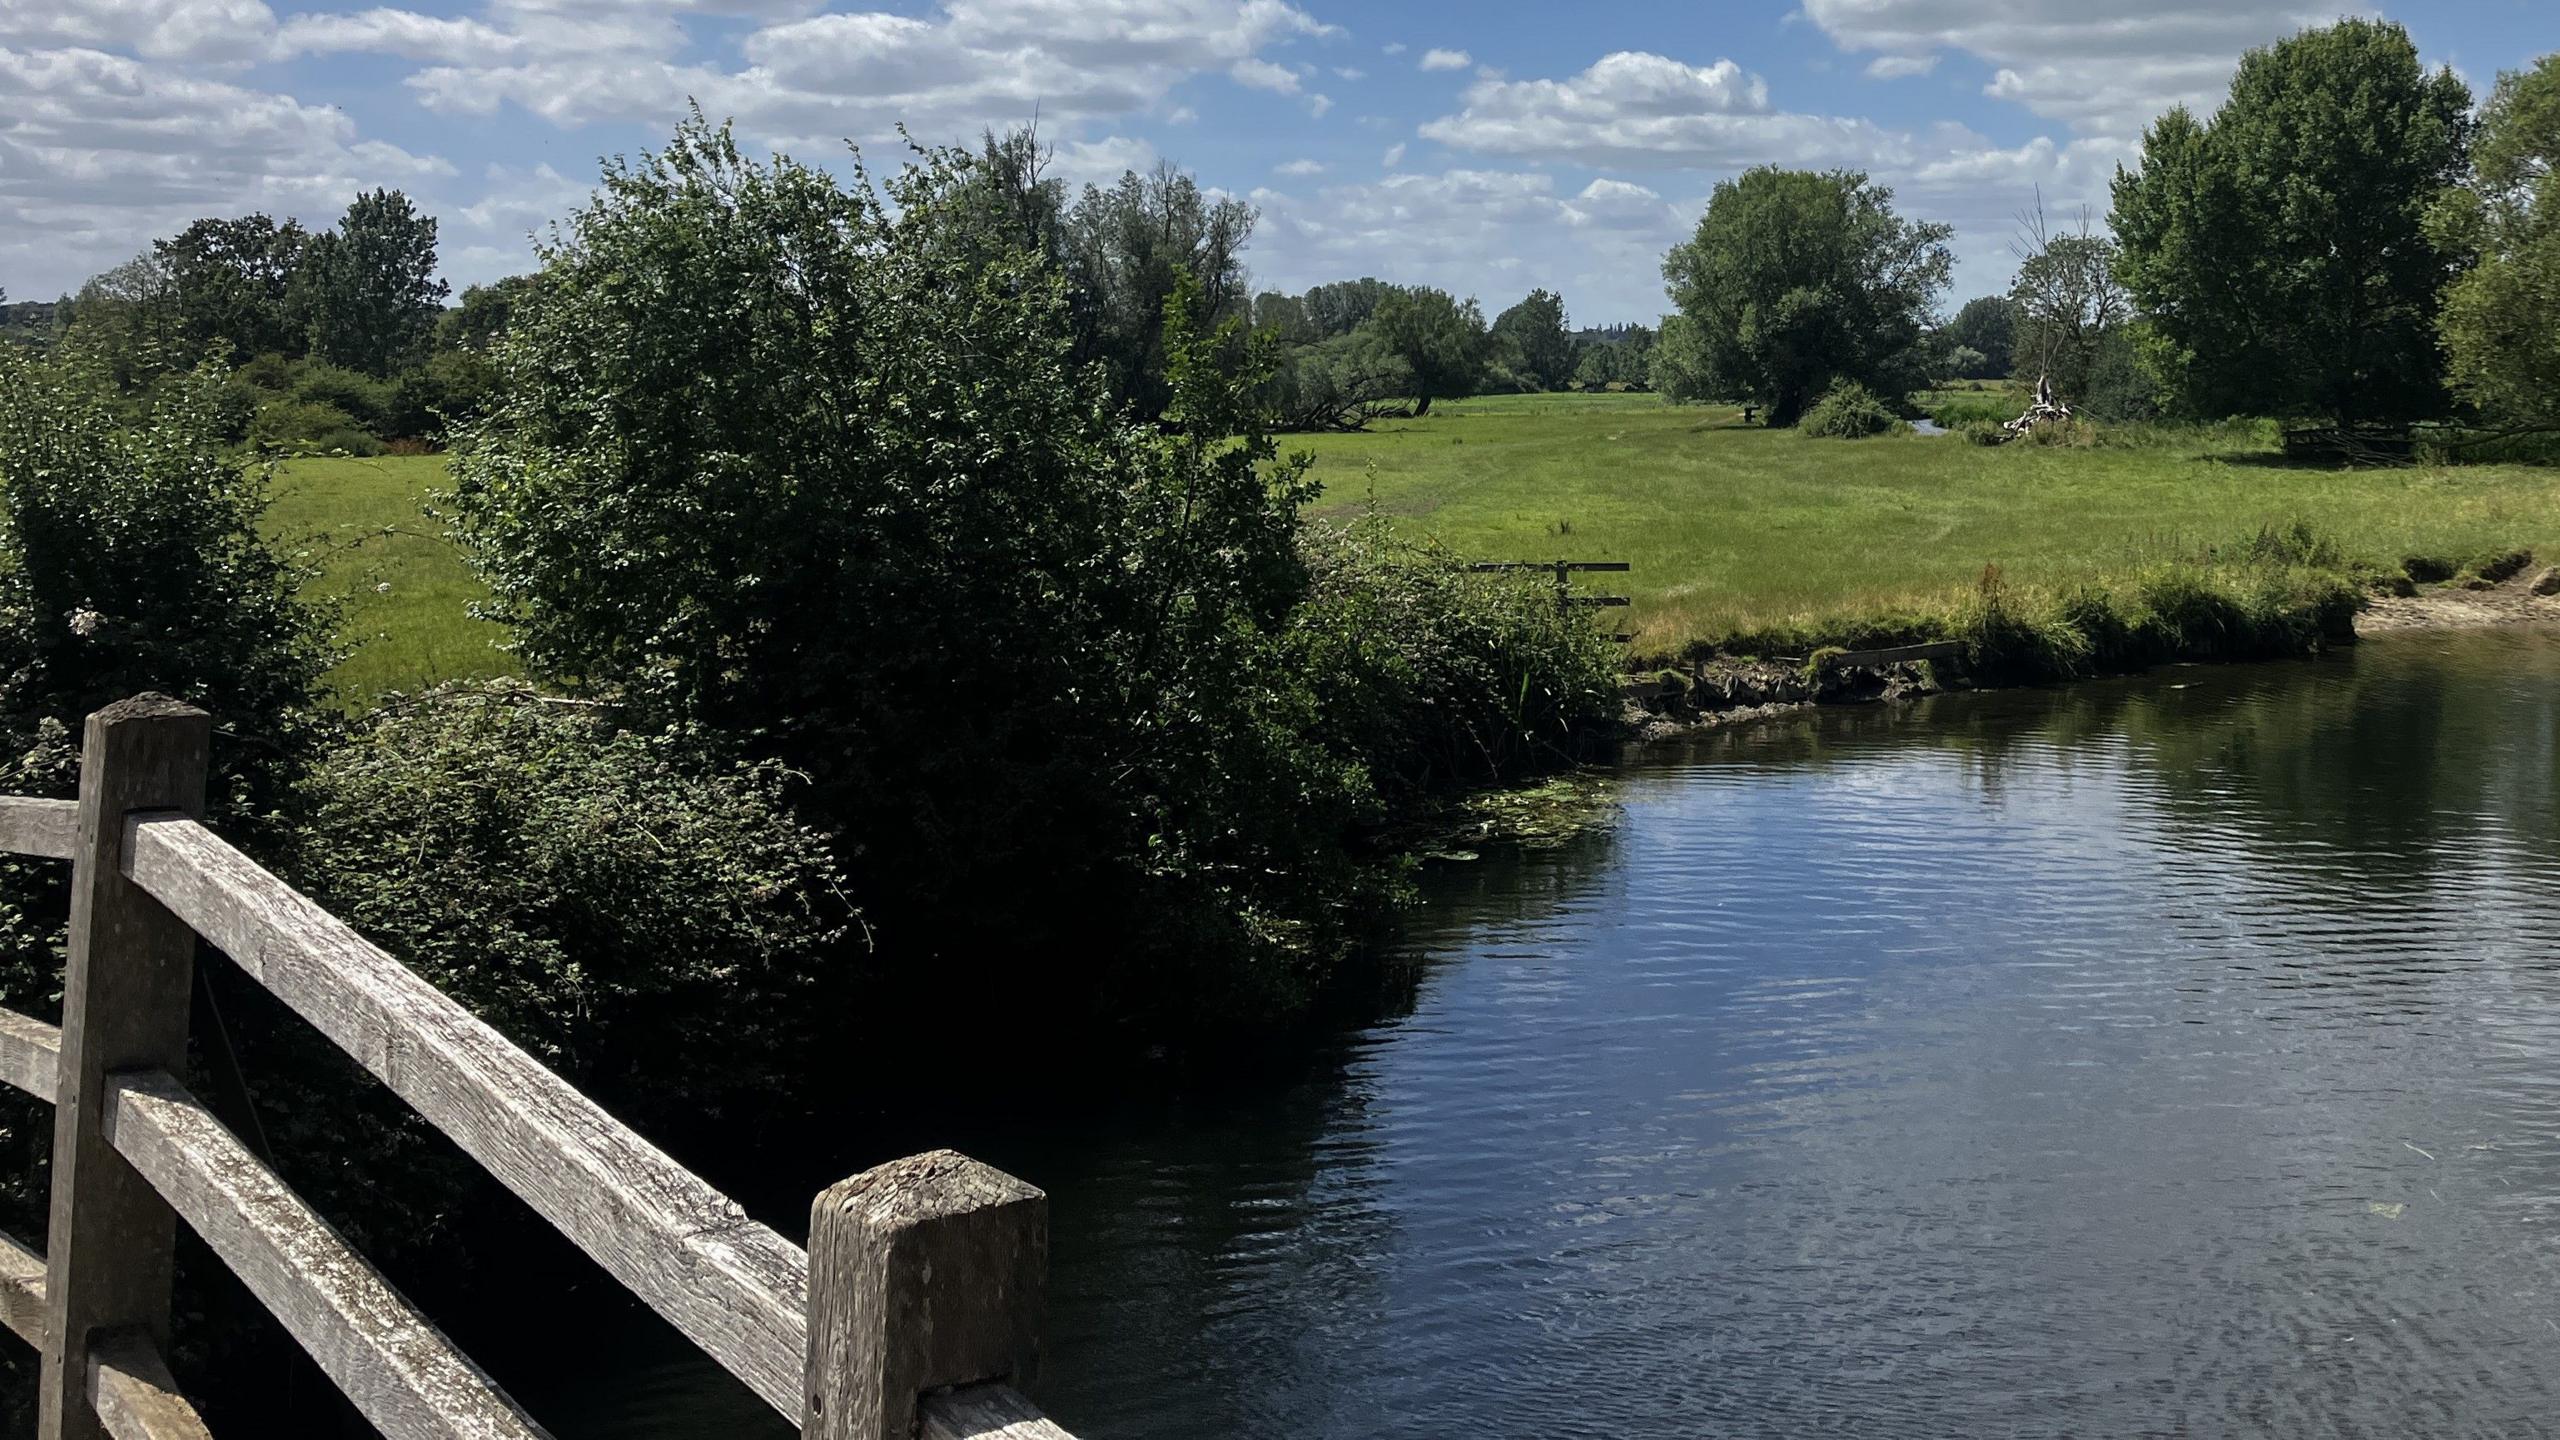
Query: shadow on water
xmin=244 ymin=628 xmax=2560 ymax=1439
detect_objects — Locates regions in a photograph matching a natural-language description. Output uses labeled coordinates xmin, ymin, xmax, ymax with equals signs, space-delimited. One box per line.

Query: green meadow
xmin=270 ymin=397 xmax=2560 ymax=697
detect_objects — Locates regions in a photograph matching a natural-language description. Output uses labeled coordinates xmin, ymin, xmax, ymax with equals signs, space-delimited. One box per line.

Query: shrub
xmin=1798 ymin=379 xmax=1903 ymax=438
xmin=291 ymin=362 xmax=395 ymax=432
xmin=1928 ymin=394 xmax=2014 ymax=428
xmin=248 ymin=685 xmax=852 ymax=1251
xmin=449 ymin=120 xmax=1439 ymax=1042
xmin=0 ymin=348 xmax=333 ymax=1414
xmin=249 ymin=398 xmax=380 ymax=455
xmin=1958 ymin=419 xmax=2010 ymax=445
xmin=1293 ymin=517 xmax=1619 ymax=803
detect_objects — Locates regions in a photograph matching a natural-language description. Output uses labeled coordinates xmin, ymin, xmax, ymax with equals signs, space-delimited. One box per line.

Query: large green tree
xmin=2111 ymin=19 xmax=2472 ymax=425
xmin=1492 ymin=288 xmax=1575 ymax=391
xmin=1366 ymin=286 xmax=1491 ymax=415
xmin=1943 ymin=296 xmax=2020 ymax=378
xmin=2434 ymin=54 xmax=2560 ymax=430
xmin=450 ymin=119 xmax=1387 ymax=1036
xmin=299 ymin=188 xmax=449 ymax=375
xmin=155 ymin=214 xmax=310 ymax=361
xmin=1659 ymin=167 xmax=1952 ymax=426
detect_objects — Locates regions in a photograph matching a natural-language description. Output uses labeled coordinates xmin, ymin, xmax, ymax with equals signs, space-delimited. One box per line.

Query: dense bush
xmin=0 ymin=349 xmax=335 ymax=1412
xmin=1294 ymin=518 xmax=1620 ymax=804
xmin=248 ymin=685 xmax=851 ymax=1249
xmin=452 ymin=119 xmax=1622 ymax=1044
xmin=291 ymin=361 xmax=395 ymax=430
xmin=248 ymin=396 xmax=380 ymax=454
xmin=1799 ymin=379 xmax=1903 ymax=438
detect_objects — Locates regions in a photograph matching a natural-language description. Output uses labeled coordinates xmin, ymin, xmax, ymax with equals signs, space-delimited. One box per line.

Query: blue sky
xmin=3 ymin=1 xmax=2550 ymax=323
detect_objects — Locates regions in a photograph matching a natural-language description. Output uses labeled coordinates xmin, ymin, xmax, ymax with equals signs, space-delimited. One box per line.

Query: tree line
xmin=1653 ymin=23 xmax=2559 ymax=440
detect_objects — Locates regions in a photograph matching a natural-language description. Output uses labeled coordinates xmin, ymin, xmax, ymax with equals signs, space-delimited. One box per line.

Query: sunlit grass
xmin=1293 ymin=397 xmax=2560 ymax=656
xmin=264 ymin=399 xmax=2560 ymax=697
xmin=262 ymin=454 xmax=518 ymax=703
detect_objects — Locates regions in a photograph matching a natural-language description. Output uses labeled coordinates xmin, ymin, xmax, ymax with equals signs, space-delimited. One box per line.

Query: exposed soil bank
xmin=1621 ymin=560 xmax=2560 ymax=740
xmin=2359 ymin=564 xmax=2560 ymax=633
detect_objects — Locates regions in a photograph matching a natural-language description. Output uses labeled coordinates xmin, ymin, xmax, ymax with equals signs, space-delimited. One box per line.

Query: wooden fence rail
xmin=0 ymin=696 xmax=1079 ymax=1440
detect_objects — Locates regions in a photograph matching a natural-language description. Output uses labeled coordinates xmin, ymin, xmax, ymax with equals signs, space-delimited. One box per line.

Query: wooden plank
xmin=0 ymin=1006 xmax=61 ymax=1101
xmin=88 ymin=1331 xmax=214 ymax=1440
xmin=43 ymin=696 xmax=209 ymax=1440
xmin=921 ymin=1385 xmax=1078 ymax=1440
xmin=805 ymin=1151 xmax=1048 ymax=1440
xmin=122 ymin=815 xmax=812 ymax=1418
xmin=0 ymin=796 xmax=78 ymax=861
xmin=2 ymin=1230 xmax=46 ymax=1346
xmin=103 ymin=1069 xmax=549 ymax=1440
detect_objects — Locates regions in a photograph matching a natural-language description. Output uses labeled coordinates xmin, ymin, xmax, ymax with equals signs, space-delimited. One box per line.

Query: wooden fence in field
xmin=0 ymin=695 xmax=1076 ymax=1440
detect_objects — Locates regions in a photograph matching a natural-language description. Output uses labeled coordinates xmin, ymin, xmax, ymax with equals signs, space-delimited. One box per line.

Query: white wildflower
xmin=67 ymin=608 xmax=102 ymax=638
xmin=375 ymin=582 xmax=392 ymax=594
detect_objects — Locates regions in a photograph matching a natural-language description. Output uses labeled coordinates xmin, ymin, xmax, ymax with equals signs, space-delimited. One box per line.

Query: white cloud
xmin=1276 ymin=157 xmax=1325 ymax=176
xmin=0 ymin=43 xmax=452 ymax=295
xmin=1803 ymin=0 xmax=2340 ymax=137
xmin=380 ymin=0 xmax=1341 ymax=143
xmin=1231 ymin=56 xmax=1300 ymax=93
xmin=1381 ymin=141 xmax=1405 ymax=168
xmin=1306 ymin=92 xmax=1332 ymax=117
xmin=1332 ymin=66 xmax=1364 ymax=80
xmin=1864 ymin=54 xmax=1936 ymax=79
xmin=1382 ymin=41 xmax=1406 ymax=56
xmin=0 ymin=0 xmax=278 ymax=63
xmin=1250 ymin=167 xmax=1697 ymax=318
xmin=1419 ymin=48 xmax=1471 ymax=71
xmin=1419 ymin=51 xmax=1941 ymax=172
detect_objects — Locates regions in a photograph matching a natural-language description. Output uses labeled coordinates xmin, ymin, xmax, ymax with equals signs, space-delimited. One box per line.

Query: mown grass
xmin=262 ymin=454 xmax=518 ymax=701
xmin=267 ymin=399 xmax=2560 ymax=698
xmin=1291 ymin=393 xmax=2560 ymax=661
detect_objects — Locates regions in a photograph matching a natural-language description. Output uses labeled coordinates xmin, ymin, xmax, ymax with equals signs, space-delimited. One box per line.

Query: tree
xmin=1492 ymin=289 xmax=1575 ymax=391
xmin=1367 ymin=286 xmax=1491 ymax=415
xmin=1061 ymin=161 xmax=1256 ymax=417
xmin=1648 ymin=314 xmax=1713 ymax=401
xmin=155 ymin=214 xmax=310 ymax=361
xmin=435 ymin=274 xmax=538 ymax=354
xmin=1660 ymin=167 xmax=1952 ymax=426
xmin=2434 ymin=54 xmax=2560 ymax=430
xmin=2112 ymin=19 xmax=2472 ymax=425
xmin=299 ymin=188 xmax=449 ymax=375
xmin=449 ymin=119 xmax=1382 ymax=1036
xmin=55 ymin=252 xmax=183 ymax=392
xmin=2009 ymin=203 xmax=2130 ymax=402
xmin=1943 ymin=296 xmax=2020 ymax=377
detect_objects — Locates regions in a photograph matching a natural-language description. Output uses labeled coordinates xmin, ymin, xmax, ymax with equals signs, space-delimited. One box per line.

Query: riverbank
xmin=1620 ymin=552 xmax=2560 ymax=738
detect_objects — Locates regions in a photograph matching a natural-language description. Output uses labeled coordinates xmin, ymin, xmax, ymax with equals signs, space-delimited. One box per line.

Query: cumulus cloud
xmin=1419 ymin=48 xmax=1471 ymax=71
xmin=1419 ymin=51 xmax=1939 ymax=172
xmin=1275 ymin=157 xmax=1325 ymax=176
xmin=1249 ymin=167 xmax=1696 ymax=318
xmin=0 ymin=0 xmax=279 ymax=63
xmin=0 ymin=42 xmax=452 ymax=294
xmin=1803 ymin=0 xmax=2339 ymax=136
xmin=1864 ymin=53 xmax=1936 ymax=79
xmin=381 ymin=0 xmax=1341 ymax=144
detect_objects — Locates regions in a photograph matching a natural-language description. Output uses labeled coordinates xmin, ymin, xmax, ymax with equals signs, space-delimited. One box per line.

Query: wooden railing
xmin=0 ymin=696 xmax=1078 ymax=1440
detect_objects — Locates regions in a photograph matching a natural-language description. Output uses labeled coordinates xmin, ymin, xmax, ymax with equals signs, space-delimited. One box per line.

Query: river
xmin=533 ymin=627 xmax=2560 ymax=1438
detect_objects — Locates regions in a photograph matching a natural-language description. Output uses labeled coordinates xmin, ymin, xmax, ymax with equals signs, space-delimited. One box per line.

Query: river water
xmin=539 ymin=627 xmax=2560 ymax=1439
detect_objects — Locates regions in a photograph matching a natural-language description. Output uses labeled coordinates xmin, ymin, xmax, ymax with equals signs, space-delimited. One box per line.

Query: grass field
xmin=1291 ymin=392 xmax=2560 ymax=657
xmin=264 ymin=454 xmax=517 ymax=701
xmin=266 ymin=396 xmax=2560 ymax=697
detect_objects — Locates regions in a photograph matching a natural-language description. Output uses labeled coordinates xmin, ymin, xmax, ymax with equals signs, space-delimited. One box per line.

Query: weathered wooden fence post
xmin=803 ymin=1149 xmax=1048 ymax=1440
xmin=40 ymin=696 xmax=210 ymax=1440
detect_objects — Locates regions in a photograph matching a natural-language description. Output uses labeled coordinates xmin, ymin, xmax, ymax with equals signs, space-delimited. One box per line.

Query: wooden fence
xmin=0 ymin=696 xmax=1078 ymax=1440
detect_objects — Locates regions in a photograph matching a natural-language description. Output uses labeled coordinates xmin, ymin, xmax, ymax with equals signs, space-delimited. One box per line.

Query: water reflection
xmin=550 ymin=629 xmax=2560 ymax=1439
